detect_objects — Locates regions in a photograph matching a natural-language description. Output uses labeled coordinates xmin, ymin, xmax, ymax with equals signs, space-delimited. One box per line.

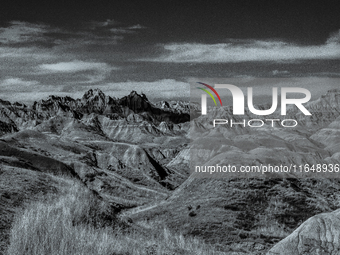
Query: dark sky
xmin=0 ymin=0 xmax=339 ymax=103
xmin=1 ymin=0 xmax=339 ymax=43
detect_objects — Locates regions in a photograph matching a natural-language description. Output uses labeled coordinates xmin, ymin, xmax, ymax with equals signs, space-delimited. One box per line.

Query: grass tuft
xmin=6 ymin=182 xmax=222 ymax=255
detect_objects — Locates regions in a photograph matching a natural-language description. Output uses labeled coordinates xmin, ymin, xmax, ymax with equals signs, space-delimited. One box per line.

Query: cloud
xmin=0 ymin=21 xmax=50 ymax=44
xmin=128 ymin=24 xmax=145 ymax=30
xmin=0 ymin=77 xmax=39 ymax=86
xmin=88 ymin=19 xmax=118 ymax=29
xmin=39 ymin=60 xmax=113 ymax=73
xmin=272 ymin=70 xmax=290 ymax=75
xmin=110 ymin=24 xmax=146 ymax=34
xmin=0 ymin=77 xmax=40 ymax=94
xmin=38 ymin=60 xmax=116 ymax=84
xmin=0 ymin=20 xmax=144 ymax=49
xmin=86 ymin=19 xmax=146 ymax=35
xmin=0 ymin=46 xmax=53 ymax=60
xmin=144 ymin=31 xmax=340 ymax=63
xmin=109 ymin=28 xmax=135 ymax=34
xmin=327 ymin=30 xmax=340 ymax=44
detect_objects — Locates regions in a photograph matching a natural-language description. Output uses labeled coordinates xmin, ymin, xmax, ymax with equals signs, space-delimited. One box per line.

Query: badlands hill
xmin=267 ymin=208 xmax=340 ymax=254
xmin=2 ymin=88 xmax=340 ymax=254
xmin=0 ymin=89 xmax=191 ymax=253
xmin=122 ymin=89 xmax=340 ymax=254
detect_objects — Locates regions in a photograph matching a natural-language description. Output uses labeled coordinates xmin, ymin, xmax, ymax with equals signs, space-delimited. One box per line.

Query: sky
xmin=0 ymin=0 xmax=339 ymax=103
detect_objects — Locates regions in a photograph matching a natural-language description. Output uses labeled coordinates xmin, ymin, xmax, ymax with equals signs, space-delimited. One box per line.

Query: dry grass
xmin=6 ymin=181 xmax=222 ymax=255
xmin=255 ymin=223 xmax=290 ymax=238
xmin=0 ymin=165 xmax=80 ymax=253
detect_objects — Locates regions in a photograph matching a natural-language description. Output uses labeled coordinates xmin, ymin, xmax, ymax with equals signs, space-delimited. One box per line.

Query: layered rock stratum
xmin=267 ymin=209 xmax=340 ymax=255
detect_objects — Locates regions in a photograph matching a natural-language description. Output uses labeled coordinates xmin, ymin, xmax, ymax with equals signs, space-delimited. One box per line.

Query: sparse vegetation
xmin=6 ymin=181 xmax=223 ymax=255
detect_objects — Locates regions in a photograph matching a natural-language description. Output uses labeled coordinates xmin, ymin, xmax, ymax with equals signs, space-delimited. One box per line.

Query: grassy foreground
xmin=6 ymin=181 xmax=221 ymax=255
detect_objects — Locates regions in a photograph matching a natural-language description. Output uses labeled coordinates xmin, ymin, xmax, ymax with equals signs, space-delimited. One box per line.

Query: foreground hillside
xmin=2 ymin=88 xmax=340 ymax=254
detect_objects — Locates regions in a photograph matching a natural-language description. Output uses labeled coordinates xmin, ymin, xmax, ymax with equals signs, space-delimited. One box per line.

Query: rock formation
xmin=267 ymin=209 xmax=340 ymax=255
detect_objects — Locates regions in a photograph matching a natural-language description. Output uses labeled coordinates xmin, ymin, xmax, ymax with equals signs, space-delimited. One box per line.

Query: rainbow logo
xmin=196 ymin=82 xmax=223 ymax=106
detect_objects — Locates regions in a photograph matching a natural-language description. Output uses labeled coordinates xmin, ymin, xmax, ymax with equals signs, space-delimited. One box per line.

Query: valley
xmin=2 ymin=88 xmax=340 ymax=254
